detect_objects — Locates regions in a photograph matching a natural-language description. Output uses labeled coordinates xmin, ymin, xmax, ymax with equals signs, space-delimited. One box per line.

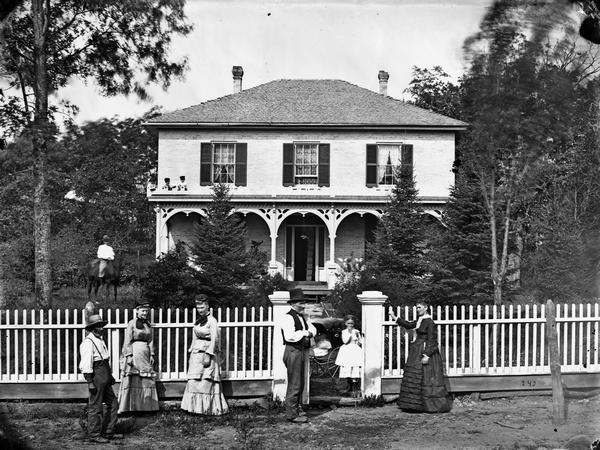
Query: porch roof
xmin=146 ymin=80 xmax=467 ymax=128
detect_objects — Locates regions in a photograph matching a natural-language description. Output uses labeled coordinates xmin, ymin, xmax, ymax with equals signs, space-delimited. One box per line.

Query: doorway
xmin=286 ymin=224 xmax=325 ymax=282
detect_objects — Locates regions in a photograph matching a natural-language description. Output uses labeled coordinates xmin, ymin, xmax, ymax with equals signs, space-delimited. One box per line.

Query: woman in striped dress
xmin=180 ymin=294 xmax=229 ymax=415
xmin=117 ymin=301 xmax=159 ymax=413
xmin=390 ymin=302 xmax=452 ymax=413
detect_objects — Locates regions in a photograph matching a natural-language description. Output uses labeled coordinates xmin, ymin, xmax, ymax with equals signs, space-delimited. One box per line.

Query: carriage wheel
xmin=310 ymin=356 xmax=326 ymax=378
xmin=326 ymin=347 xmax=340 ymax=378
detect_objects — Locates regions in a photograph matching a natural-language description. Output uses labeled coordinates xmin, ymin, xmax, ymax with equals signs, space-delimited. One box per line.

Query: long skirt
xmin=118 ymin=341 xmax=159 ymax=413
xmin=181 ymin=351 xmax=228 ymax=416
xmin=398 ymin=338 xmax=452 ymax=413
xmin=181 ymin=379 xmax=229 ymax=416
xmin=118 ymin=374 xmax=159 ymax=413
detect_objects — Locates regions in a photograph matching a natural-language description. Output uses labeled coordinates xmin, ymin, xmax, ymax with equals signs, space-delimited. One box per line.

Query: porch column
xmin=154 ymin=206 xmax=164 ymax=258
xmin=358 ymin=291 xmax=388 ymax=397
xmin=269 ymin=291 xmax=290 ymax=401
xmin=268 ymin=232 xmax=279 ymax=275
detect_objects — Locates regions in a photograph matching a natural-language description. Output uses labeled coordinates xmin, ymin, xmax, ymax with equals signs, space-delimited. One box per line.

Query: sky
xmin=56 ymin=0 xmax=492 ymax=124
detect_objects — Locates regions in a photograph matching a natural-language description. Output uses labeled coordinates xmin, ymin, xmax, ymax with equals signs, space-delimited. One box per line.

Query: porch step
xmin=294 ymin=283 xmax=331 ymax=299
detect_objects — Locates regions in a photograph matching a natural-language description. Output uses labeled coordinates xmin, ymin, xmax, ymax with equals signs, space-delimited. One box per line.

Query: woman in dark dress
xmin=390 ymin=302 xmax=452 ymax=413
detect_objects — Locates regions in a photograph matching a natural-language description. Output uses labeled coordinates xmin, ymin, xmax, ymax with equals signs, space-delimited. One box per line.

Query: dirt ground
xmin=1 ymin=393 xmax=600 ymax=450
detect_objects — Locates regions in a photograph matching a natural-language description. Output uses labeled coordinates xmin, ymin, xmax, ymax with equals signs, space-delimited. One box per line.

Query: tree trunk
xmin=31 ymin=0 xmax=52 ymax=307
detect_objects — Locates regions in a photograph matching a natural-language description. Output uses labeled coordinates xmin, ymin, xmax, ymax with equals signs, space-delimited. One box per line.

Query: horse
xmin=87 ymin=258 xmax=121 ymax=302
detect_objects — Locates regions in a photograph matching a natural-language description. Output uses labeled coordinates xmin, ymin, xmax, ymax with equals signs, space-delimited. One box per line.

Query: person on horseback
xmin=97 ymin=235 xmax=115 ymax=279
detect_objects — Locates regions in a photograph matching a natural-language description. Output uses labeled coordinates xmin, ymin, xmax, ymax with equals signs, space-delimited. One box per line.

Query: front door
xmin=286 ymin=225 xmax=325 ymax=281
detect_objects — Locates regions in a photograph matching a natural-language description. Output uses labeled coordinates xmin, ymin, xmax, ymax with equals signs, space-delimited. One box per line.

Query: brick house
xmin=146 ymin=67 xmax=466 ymax=288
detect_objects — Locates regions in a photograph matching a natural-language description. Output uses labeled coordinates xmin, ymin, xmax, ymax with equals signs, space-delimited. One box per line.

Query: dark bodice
xmin=395 ymin=317 xmax=439 ymax=357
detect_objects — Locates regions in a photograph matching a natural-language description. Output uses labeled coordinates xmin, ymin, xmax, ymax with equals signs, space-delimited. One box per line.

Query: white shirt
xmin=79 ymin=333 xmax=110 ymax=374
xmin=97 ymin=244 xmax=115 ymax=260
xmin=280 ymin=309 xmax=317 ymax=343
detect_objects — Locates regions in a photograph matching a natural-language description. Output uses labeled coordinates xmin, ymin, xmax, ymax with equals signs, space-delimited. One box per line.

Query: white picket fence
xmin=0 ymin=302 xmax=598 ymax=386
xmin=0 ymin=306 xmax=273 ymax=383
xmin=383 ymin=303 xmax=600 ymax=378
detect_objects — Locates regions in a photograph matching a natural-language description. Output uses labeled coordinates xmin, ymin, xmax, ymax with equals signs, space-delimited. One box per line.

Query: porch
xmin=156 ymin=203 xmax=384 ymax=287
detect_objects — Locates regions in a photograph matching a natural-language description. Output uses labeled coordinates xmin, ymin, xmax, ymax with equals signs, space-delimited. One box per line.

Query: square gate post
xmin=358 ymin=291 xmax=388 ymax=397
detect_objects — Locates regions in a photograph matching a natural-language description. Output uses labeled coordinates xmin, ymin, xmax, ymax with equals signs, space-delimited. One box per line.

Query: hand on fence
xmin=88 ymin=382 xmax=97 ymax=395
xmin=421 ymin=355 xmax=430 ymax=365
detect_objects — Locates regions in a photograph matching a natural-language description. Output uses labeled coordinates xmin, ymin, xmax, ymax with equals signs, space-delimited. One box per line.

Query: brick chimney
xmin=378 ymin=70 xmax=389 ymax=96
xmin=232 ymin=66 xmax=244 ymax=93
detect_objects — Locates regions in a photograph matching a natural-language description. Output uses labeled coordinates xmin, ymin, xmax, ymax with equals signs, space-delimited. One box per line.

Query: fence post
xmin=269 ymin=291 xmax=290 ymax=402
xmin=358 ymin=291 xmax=387 ymax=398
xmin=546 ymin=299 xmax=566 ymax=425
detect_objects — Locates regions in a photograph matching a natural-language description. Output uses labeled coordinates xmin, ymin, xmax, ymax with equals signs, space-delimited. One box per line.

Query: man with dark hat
xmin=279 ymin=288 xmax=317 ymax=423
xmin=79 ymin=314 xmax=119 ymax=443
xmin=97 ymin=235 xmax=115 ymax=279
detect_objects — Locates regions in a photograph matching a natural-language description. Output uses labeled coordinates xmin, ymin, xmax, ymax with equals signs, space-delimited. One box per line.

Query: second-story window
xmin=213 ymin=143 xmax=236 ymax=183
xmin=283 ymin=142 xmax=330 ymax=187
xmin=294 ymin=143 xmax=318 ymax=185
xmin=377 ymin=144 xmax=401 ymax=185
xmin=366 ymin=143 xmax=413 ymax=187
xmin=200 ymin=142 xmax=247 ymax=186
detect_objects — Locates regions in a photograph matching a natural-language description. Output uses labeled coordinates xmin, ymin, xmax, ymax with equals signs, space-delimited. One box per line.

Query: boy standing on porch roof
xmin=279 ymin=288 xmax=317 ymax=423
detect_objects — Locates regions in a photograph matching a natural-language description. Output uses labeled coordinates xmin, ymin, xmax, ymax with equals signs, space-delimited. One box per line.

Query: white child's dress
xmin=335 ymin=329 xmax=363 ymax=378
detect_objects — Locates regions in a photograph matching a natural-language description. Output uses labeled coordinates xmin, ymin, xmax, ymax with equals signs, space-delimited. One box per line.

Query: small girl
xmin=335 ymin=314 xmax=363 ymax=396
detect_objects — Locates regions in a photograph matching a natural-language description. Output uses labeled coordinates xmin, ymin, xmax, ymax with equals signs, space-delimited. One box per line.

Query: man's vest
xmin=281 ymin=309 xmax=311 ymax=350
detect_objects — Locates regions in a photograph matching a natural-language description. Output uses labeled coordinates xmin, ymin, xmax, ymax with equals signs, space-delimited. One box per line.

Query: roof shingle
xmin=148 ymin=79 xmax=466 ymax=127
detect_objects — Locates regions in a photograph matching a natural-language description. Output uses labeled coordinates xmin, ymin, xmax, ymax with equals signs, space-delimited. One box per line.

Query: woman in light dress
xmin=181 ymin=294 xmax=229 ymax=415
xmin=335 ymin=314 xmax=363 ymax=397
xmin=118 ymin=301 xmax=159 ymax=413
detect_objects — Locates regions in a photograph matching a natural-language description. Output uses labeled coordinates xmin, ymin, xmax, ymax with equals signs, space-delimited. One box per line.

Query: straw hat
xmin=85 ymin=314 xmax=108 ymax=331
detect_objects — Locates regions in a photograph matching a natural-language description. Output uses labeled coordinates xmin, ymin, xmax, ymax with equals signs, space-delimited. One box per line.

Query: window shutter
xmin=200 ymin=143 xmax=212 ymax=185
xmin=283 ymin=143 xmax=294 ymax=186
xmin=318 ymin=143 xmax=330 ymax=187
xmin=401 ymin=144 xmax=414 ymax=180
xmin=235 ymin=143 xmax=247 ymax=186
xmin=366 ymin=144 xmax=378 ymax=187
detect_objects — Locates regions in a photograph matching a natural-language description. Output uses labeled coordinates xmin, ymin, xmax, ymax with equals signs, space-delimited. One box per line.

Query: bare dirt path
xmin=2 ymin=395 xmax=599 ymax=449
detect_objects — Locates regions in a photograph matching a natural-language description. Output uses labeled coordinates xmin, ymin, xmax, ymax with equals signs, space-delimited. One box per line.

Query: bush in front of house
xmin=141 ymin=242 xmax=200 ymax=308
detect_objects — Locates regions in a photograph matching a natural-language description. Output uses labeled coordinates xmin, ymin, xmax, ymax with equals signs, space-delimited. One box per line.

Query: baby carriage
xmin=309 ymin=316 xmax=345 ymax=378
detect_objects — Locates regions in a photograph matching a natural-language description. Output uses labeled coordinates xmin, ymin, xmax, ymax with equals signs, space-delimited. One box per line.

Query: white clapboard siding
xmin=382 ymin=303 xmax=600 ymax=378
xmin=0 ymin=306 xmax=274 ymax=383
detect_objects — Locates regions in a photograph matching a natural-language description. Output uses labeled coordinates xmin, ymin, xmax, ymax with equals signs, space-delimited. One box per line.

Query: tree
xmin=141 ymin=242 xmax=199 ymax=309
xmin=0 ymin=1 xmax=191 ymax=306
xmin=0 ymin=112 xmax=160 ymax=300
xmin=58 ymin=112 xmax=159 ymax=247
xmin=190 ymin=184 xmax=267 ymax=306
xmin=404 ymin=66 xmax=463 ymax=120
xmin=460 ymin=2 xmax=600 ymax=303
xmin=366 ymin=165 xmax=428 ymax=304
xmin=427 ymin=177 xmax=493 ymax=303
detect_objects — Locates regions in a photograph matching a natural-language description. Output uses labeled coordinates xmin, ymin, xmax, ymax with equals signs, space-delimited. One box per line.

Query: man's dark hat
xmin=135 ymin=300 xmax=151 ymax=309
xmin=288 ymin=287 xmax=307 ymax=304
xmin=85 ymin=314 xmax=108 ymax=330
